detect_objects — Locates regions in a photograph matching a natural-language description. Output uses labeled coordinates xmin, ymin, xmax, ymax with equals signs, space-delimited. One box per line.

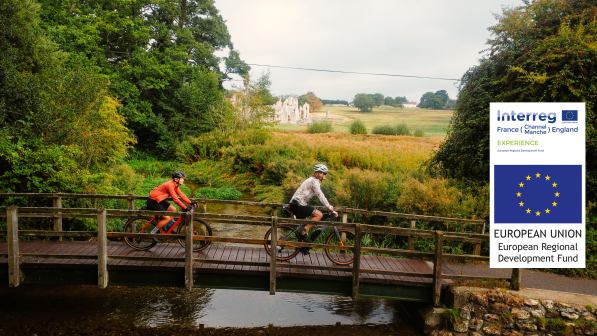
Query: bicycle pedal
xmin=301 ymin=250 xmax=310 ymax=256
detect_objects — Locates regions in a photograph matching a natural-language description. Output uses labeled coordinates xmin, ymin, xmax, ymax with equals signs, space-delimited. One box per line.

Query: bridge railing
xmin=0 ymin=194 xmax=516 ymax=306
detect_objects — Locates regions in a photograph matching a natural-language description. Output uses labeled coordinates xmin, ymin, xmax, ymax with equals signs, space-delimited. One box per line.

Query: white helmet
xmin=313 ymin=164 xmax=328 ymax=174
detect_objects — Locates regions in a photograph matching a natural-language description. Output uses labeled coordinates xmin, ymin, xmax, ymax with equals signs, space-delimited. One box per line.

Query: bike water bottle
xmin=164 ymin=220 xmax=176 ymax=231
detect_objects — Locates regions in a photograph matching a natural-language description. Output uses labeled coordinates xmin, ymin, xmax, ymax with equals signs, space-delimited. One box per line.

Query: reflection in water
xmin=0 ymin=285 xmax=413 ymax=329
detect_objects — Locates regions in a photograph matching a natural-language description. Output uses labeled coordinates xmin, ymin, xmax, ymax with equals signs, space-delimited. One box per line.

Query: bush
xmin=349 ymin=119 xmax=367 ymax=134
xmin=307 ymin=121 xmax=333 ymax=133
xmin=413 ymin=129 xmax=425 ymax=137
xmin=195 ymin=187 xmax=242 ymax=200
xmin=372 ymin=123 xmax=411 ymax=136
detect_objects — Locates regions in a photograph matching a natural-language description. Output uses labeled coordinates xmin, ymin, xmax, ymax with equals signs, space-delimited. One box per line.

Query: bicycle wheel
xmin=325 ymin=229 xmax=355 ymax=265
xmin=177 ymin=218 xmax=213 ymax=252
xmin=123 ymin=216 xmax=158 ymax=251
xmin=264 ymin=225 xmax=301 ymax=261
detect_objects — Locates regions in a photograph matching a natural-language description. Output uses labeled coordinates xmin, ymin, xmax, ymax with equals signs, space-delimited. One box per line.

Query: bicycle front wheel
xmin=177 ymin=218 xmax=213 ymax=252
xmin=123 ymin=216 xmax=158 ymax=251
xmin=325 ymin=229 xmax=355 ymax=265
xmin=264 ymin=225 xmax=301 ymax=261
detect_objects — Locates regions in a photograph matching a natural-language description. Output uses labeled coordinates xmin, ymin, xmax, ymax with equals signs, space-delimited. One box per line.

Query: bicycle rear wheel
xmin=264 ymin=225 xmax=301 ymax=261
xmin=325 ymin=229 xmax=355 ymax=265
xmin=123 ymin=216 xmax=158 ymax=251
xmin=177 ymin=218 xmax=213 ymax=252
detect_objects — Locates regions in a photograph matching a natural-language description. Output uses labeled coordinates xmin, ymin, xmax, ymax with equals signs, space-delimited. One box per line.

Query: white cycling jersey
xmin=290 ymin=176 xmax=333 ymax=211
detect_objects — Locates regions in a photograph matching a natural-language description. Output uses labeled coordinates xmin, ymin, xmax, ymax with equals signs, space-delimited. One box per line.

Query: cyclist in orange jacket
xmin=147 ymin=171 xmax=196 ymax=234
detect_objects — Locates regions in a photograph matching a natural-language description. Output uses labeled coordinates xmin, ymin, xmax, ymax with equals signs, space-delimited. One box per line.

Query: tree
xmin=305 ymin=93 xmax=323 ymax=112
xmin=434 ymin=90 xmax=450 ymax=105
xmin=353 ymin=94 xmax=376 ymax=112
xmin=418 ymin=92 xmax=443 ymax=109
xmin=431 ymin=0 xmax=597 ymax=207
xmin=384 ymin=97 xmax=395 ymax=106
xmin=394 ymin=96 xmax=407 ymax=104
xmin=36 ymin=0 xmax=250 ymax=156
xmin=371 ymin=93 xmax=384 ymax=107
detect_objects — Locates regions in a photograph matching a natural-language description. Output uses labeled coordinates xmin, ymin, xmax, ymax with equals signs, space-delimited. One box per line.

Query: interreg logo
xmin=562 ymin=110 xmax=578 ymax=121
xmin=497 ymin=110 xmax=556 ymax=123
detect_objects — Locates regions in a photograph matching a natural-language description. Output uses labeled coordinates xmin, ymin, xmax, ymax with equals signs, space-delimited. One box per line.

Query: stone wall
xmin=272 ymin=97 xmax=310 ymax=124
xmin=428 ymin=288 xmax=596 ymax=336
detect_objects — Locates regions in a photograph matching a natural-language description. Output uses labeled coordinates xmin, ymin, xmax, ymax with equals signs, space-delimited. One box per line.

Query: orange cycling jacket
xmin=149 ymin=180 xmax=192 ymax=209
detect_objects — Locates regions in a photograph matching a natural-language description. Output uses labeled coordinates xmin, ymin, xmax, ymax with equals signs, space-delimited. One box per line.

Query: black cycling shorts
xmin=289 ymin=203 xmax=316 ymax=220
xmin=146 ymin=198 xmax=171 ymax=212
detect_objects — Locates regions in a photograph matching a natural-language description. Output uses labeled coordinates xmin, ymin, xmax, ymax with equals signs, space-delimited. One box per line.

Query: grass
xmin=307 ymin=121 xmax=333 ymax=133
xmin=273 ymin=106 xmax=453 ymax=137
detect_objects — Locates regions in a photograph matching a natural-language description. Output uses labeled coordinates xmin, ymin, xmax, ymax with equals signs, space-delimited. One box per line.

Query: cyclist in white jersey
xmin=289 ymin=164 xmax=338 ymax=243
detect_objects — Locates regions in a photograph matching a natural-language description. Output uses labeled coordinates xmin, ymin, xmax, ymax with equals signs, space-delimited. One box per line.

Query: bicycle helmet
xmin=313 ymin=164 xmax=328 ymax=174
xmin=172 ymin=171 xmax=186 ymax=179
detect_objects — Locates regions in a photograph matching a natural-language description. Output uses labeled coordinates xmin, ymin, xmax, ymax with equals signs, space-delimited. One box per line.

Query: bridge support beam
xmin=511 ymin=268 xmax=521 ymax=290
xmin=269 ymin=207 xmax=277 ymax=295
xmin=432 ymin=231 xmax=444 ymax=307
xmin=7 ymin=206 xmax=19 ymax=287
xmin=408 ymin=220 xmax=416 ymax=250
xmin=352 ymin=223 xmax=362 ymax=300
xmin=97 ymin=208 xmax=108 ymax=288
xmin=185 ymin=212 xmax=194 ymax=291
xmin=53 ymin=194 xmax=62 ymax=241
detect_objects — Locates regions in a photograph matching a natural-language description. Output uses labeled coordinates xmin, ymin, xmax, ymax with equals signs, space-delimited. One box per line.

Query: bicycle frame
xmin=280 ymin=223 xmax=345 ymax=246
xmin=138 ymin=215 xmax=183 ymax=235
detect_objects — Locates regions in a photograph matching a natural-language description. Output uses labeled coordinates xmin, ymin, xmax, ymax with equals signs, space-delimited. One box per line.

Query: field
xmin=274 ymin=106 xmax=453 ymax=137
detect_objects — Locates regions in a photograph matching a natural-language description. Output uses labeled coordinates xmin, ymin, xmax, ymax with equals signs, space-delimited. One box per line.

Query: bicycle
xmin=263 ymin=205 xmax=355 ymax=265
xmin=122 ymin=204 xmax=213 ymax=251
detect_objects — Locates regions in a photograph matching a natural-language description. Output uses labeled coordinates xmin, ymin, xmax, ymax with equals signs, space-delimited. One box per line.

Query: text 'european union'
xmin=494 ymin=165 xmax=582 ymax=223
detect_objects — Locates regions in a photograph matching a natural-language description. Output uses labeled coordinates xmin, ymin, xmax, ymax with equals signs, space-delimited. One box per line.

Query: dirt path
xmin=444 ymin=262 xmax=597 ymax=296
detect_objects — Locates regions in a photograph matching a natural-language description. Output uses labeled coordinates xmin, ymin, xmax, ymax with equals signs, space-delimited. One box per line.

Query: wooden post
xmin=351 ymin=223 xmax=362 ymax=300
xmin=269 ymin=206 xmax=278 ymax=295
xmin=53 ymin=194 xmax=63 ymax=241
xmin=185 ymin=212 xmax=194 ymax=291
xmin=97 ymin=208 xmax=108 ymax=288
xmin=127 ymin=194 xmax=135 ymax=211
xmin=474 ymin=222 xmax=483 ymax=255
xmin=432 ymin=230 xmax=444 ymax=307
xmin=7 ymin=206 xmax=19 ymax=287
xmin=511 ymin=268 xmax=521 ymax=291
xmin=201 ymin=197 xmax=207 ymax=213
xmin=408 ymin=219 xmax=416 ymax=250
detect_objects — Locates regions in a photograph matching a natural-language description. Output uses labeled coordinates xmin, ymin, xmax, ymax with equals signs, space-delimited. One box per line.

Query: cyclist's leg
xmin=147 ymin=199 xmax=174 ymax=229
xmin=155 ymin=204 xmax=175 ymax=229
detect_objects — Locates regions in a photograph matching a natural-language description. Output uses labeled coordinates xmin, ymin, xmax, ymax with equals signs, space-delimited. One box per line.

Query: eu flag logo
xmin=494 ymin=165 xmax=582 ymax=223
xmin=562 ymin=110 xmax=578 ymax=121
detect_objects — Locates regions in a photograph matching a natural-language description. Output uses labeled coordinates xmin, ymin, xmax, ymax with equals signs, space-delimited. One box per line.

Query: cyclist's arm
xmin=175 ymin=187 xmax=192 ymax=205
xmin=166 ymin=183 xmax=189 ymax=209
xmin=312 ymin=180 xmax=334 ymax=211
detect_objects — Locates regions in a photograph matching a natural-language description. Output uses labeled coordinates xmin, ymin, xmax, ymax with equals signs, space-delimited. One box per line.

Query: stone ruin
xmin=272 ymin=97 xmax=310 ymax=124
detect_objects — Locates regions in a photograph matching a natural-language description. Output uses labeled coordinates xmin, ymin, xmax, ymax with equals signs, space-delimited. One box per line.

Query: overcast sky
xmin=215 ymin=0 xmax=522 ymax=103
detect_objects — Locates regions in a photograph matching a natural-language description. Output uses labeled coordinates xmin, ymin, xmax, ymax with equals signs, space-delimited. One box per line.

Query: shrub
xmin=349 ymin=119 xmax=367 ymax=134
xmin=414 ymin=129 xmax=425 ymax=137
xmin=307 ymin=121 xmax=333 ymax=133
xmin=371 ymin=123 xmax=411 ymax=136
xmin=195 ymin=187 xmax=242 ymax=200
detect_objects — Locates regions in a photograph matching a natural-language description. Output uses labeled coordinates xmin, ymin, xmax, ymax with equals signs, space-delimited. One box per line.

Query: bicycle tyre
xmin=264 ymin=225 xmax=301 ymax=261
xmin=123 ymin=216 xmax=158 ymax=251
xmin=177 ymin=218 xmax=213 ymax=252
xmin=325 ymin=229 xmax=355 ymax=265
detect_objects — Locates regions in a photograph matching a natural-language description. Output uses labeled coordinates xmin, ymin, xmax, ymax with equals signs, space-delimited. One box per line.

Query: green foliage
xmin=321 ymin=99 xmax=348 ymax=105
xmin=419 ymin=91 xmax=449 ymax=109
xmin=394 ymin=96 xmax=407 ymax=105
xmin=195 ymin=187 xmax=242 ymax=200
xmin=547 ymin=318 xmax=573 ymax=336
xmin=442 ymin=308 xmax=461 ymax=325
xmin=586 ymin=305 xmax=594 ymax=313
xmin=36 ymin=0 xmax=250 ymax=157
xmin=372 ymin=123 xmax=411 ymax=136
xmin=348 ymin=119 xmax=367 ymax=135
xmin=384 ymin=97 xmax=395 ymax=106
xmin=414 ymin=129 xmax=425 ymax=137
xmin=307 ymin=121 xmax=333 ymax=133
xmin=371 ymin=93 xmax=384 ymax=107
xmin=353 ymin=93 xmax=376 ymax=112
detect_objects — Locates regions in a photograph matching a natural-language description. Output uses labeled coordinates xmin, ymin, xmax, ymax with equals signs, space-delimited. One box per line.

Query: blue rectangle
xmin=494 ymin=165 xmax=582 ymax=223
xmin=562 ymin=110 xmax=578 ymax=121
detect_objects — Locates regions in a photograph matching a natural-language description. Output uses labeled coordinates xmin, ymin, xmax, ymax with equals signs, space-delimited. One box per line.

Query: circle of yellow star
xmin=545 ymin=208 xmax=550 ymax=214
xmin=545 ymin=175 xmax=551 ymax=180
xmin=535 ymin=211 xmax=541 ymax=216
xmin=519 ymin=201 xmax=524 ymax=207
xmin=516 ymin=192 xmax=521 ymax=197
xmin=535 ymin=172 xmax=541 ymax=178
xmin=552 ymin=201 xmax=557 ymax=207
xmin=519 ymin=182 xmax=524 ymax=187
xmin=526 ymin=175 xmax=531 ymax=180
xmin=552 ymin=182 xmax=557 ymax=187
xmin=555 ymin=192 xmax=560 ymax=197
xmin=526 ymin=208 xmax=531 ymax=214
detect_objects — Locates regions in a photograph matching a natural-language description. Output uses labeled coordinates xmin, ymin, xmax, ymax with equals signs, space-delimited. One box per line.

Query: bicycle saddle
xmin=282 ymin=204 xmax=294 ymax=218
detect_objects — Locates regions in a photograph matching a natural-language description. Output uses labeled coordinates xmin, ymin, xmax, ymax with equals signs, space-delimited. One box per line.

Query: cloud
xmin=216 ymin=0 xmax=522 ymax=103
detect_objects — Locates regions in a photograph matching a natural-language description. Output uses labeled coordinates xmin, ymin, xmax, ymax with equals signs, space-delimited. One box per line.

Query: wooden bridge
xmin=0 ymin=193 xmax=519 ymax=306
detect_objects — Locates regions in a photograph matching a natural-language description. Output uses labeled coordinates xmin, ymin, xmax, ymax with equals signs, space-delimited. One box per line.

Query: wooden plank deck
xmin=0 ymin=241 xmax=437 ymax=287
